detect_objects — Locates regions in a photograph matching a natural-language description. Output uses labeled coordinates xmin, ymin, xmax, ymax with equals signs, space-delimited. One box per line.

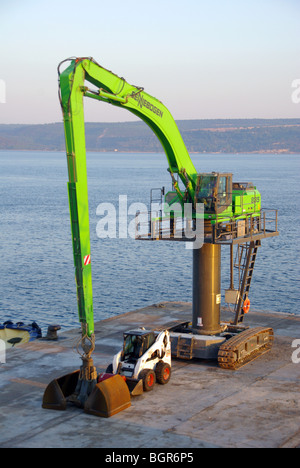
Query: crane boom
xmin=58 ymin=57 xmax=198 ymax=337
xmin=59 ymin=57 xmax=197 ymax=185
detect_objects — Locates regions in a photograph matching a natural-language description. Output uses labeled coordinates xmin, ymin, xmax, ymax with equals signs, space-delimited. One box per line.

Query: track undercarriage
xmin=167 ymin=321 xmax=274 ymax=370
xmin=217 ymin=326 xmax=274 ymax=370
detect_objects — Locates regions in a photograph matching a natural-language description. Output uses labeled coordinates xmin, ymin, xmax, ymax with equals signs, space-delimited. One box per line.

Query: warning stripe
xmin=84 ymin=255 xmax=91 ymax=266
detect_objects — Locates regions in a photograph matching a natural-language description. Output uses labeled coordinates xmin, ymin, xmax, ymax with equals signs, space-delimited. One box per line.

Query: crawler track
xmin=218 ymin=327 xmax=274 ymax=370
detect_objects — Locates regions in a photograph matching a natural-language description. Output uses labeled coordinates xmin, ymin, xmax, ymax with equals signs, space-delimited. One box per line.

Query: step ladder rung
xmin=176 ymin=336 xmax=195 ymax=359
xmin=234 ymin=240 xmax=261 ymax=324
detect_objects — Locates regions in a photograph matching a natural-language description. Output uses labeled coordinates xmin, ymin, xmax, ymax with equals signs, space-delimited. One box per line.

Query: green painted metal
xmin=58 ymin=57 xmax=200 ymax=337
xmin=164 ymin=175 xmax=261 ymax=223
xmin=59 ymin=57 xmax=263 ymax=338
xmin=59 ymin=60 xmax=94 ymax=335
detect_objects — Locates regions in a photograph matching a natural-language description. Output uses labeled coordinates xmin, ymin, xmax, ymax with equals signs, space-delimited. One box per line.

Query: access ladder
xmin=234 ymin=240 xmax=261 ymax=324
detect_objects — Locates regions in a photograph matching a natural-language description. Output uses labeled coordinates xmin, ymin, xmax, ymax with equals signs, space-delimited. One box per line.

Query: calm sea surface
xmin=0 ymin=150 xmax=299 ymax=334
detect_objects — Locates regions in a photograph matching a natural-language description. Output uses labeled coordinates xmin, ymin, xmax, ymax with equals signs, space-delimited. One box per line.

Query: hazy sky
xmin=0 ymin=0 xmax=299 ymax=124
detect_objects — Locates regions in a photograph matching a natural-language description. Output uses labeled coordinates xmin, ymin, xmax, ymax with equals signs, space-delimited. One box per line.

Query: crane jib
xmin=60 ymin=57 xmax=197 ymax=337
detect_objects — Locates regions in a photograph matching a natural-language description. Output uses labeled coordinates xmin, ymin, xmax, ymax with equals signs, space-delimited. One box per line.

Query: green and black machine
xmin=42 ymin=58 xmax=278 ymax=417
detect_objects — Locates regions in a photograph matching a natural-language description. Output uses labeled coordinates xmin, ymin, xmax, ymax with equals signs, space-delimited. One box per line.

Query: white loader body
xmin=112 ymin=329 xmax=171 ymax=380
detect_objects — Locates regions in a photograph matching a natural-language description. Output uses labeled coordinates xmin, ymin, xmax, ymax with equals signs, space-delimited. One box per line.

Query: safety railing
xmin=135 ymin=208 xmax=278 ymax=244
xmin=135 ymin=209 xmax=198 ymax=242
xmin=212 ymin=209 xmax=278 ymax=243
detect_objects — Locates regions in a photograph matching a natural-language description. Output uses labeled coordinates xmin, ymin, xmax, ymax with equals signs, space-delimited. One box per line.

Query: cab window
xmin=218 ymin=176 xmax=227 ymax=206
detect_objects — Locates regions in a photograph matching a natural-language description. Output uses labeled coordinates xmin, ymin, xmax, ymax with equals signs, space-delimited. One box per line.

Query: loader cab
xmin=195 ymin=172 xmax=232 ymax=215
xmin=122 ymin=329 xmax=156 ymax=360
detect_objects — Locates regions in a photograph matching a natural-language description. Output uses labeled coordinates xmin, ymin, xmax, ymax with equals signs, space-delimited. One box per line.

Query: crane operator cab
xmin=195 ymin=172 xmax=232 ymax=215
xmin=163 ymin=171 xmax=261 ymax=229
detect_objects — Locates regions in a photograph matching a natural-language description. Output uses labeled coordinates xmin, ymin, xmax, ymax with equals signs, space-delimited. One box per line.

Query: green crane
xmin=58 ymin=56 xmax=201 ymax=339
xmin=43 ymin=57 xmax=273 ymax=416
xmin=58 ymin=57 xmax=263 ymax=338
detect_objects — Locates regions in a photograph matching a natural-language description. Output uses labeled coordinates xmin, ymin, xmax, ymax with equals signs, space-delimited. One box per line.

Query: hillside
xmin=0 ymin=119 xmax=299 ymax=153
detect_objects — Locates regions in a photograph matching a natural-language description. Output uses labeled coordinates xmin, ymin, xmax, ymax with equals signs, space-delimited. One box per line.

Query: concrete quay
xmin=0 ymin=302 xmax=299 ymax=448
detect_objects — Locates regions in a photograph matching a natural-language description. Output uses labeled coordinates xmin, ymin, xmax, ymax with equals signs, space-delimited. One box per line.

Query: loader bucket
xmin=125 ymin=378 xmax=144 ymax=396
xmin=42 ymin=370 xmax=80 ymax=411
xmin=84 ymin=374 xmax=131 ymax=418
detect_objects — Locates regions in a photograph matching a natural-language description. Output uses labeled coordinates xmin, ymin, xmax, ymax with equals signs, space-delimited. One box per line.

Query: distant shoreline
xmin=1 ymin=149 xmax=299 ymax=155
xmin=0 ymin=119 xmax=299 ymax=154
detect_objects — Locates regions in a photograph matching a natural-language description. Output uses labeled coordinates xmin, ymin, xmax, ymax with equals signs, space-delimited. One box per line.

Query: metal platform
xmin=135 ymin=209 xmax=279 ymax=245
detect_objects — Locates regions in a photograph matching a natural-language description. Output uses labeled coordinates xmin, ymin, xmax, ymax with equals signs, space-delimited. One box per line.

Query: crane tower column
xmin=192 ymin=243 xmax=223 ymax=335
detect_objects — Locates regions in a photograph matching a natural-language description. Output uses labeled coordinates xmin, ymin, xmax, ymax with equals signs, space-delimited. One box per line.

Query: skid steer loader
xmin=102 ymin=328 xmax=172 ymax=396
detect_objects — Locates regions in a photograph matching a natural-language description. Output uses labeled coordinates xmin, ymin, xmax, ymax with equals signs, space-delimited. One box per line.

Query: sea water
xmin=0 ymin=151 xmax=299 ymax=334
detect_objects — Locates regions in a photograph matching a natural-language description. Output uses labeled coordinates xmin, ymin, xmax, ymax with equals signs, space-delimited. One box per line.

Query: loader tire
xmin=155 ymin=361 xmax=171 ymax=385
xmin=139 ymin=369 xmax=156 ymax=392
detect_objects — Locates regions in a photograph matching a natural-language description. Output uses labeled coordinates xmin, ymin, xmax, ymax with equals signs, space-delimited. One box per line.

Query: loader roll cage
xmin=123 ymin=330 xmax=156 ymax=360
